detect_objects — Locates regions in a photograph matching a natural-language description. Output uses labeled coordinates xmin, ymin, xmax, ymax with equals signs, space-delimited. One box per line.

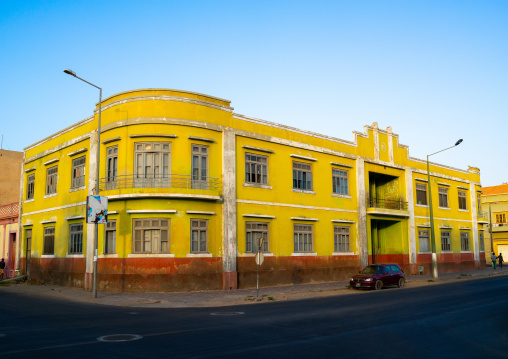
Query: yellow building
xmin=481 ymin=184 xmax=508 ymax=265
xmin=17 ymin=89 xmax=486 ymax=292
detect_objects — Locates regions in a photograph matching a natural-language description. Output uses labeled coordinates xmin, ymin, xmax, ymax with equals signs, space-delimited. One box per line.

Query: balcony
xmin=0 ymin=202 xmax=19 ymax=219
xmin=98 ymin=174 xmax=222 ymax=200
xmin=366 ymin=197 xmax=409 ymax=218
xmin=367 ymin=197 xmax=408 ymax=210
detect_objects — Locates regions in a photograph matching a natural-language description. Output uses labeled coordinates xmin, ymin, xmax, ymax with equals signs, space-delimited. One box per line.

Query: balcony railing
xmin=367 ymin=197 xmax=408 ymax=210
xmin=477 ymin=211 xmax=488 ymax=219
xmin=99 ymin=174 xmax=221 ymax=192
xmin=0 ymin=202 xmax=19 ymax=219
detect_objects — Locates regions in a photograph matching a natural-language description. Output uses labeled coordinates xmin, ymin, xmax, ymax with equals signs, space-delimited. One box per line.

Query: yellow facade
xmin=17 ymin=89 xmax=485 ymax=292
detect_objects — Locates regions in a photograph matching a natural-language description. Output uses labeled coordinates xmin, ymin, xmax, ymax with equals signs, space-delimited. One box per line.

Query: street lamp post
xmin=64 ymin=69 xmax=102 ymax=298
xmin=488 ymin=201 xmax=498 ymax=257
xmin=427 ymin=139 xmax=463 ymax=279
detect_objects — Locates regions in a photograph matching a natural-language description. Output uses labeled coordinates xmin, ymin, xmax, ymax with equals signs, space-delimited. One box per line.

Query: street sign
xmin=255 ymin=252 xmax=264 ymax=266
xmin=86 ymin=195 xmax=108 ymax=224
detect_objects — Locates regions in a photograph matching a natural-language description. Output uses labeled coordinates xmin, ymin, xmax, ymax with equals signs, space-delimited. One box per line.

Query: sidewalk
xmin=1 ymin=267 xmax=507 ymax=308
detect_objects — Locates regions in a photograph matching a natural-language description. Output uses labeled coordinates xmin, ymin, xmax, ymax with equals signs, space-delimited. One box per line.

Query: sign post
xmin=255 ymin=237 xmax=264 ymax=300
xmin=86 ymin=195 xmax=108 ymax=298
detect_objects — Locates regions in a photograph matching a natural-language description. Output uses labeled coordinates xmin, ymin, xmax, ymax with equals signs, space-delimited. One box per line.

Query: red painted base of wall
xmin=237 ymin=255 xmax=361 ymax=289
xmin=20 ymin=252 xmax=487 ymax=292
xmin=222 ymin=271 xmax=238 ymax=290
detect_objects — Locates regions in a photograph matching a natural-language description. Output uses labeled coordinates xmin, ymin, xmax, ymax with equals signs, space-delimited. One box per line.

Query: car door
xmin=382 ymin=265 xmax=393 ymax=284
xmin=390 ymin=265 xmax=401 ymax=283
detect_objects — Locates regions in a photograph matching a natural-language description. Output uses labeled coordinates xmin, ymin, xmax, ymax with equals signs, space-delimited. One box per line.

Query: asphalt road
xmin=1 ymin=276 xmax=507 ymax=359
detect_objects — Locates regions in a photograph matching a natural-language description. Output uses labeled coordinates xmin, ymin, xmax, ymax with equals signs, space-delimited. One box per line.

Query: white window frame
xmin=69 ymin=223 xmax=83 ymax=254
xmin=441 ymin=231 xmax=451 ymax=251
xmin=334 ymin=226 xmax=350 ymax=252
xmin=332 ymin=169 xmax=349 ymax=195
xmin=438 ymin=187 xmax=449 ymax=208
xmin=246 ymin=221 xmax=269 ymax=253
xmin=294 ymin=224 xmax=313 ymax=253
xmin=46 ymin=166 xmax=58 ymax=195
xmin=71 ymin=156 xmax=86 ymax=189
xmin=105 ymin=220 xmax=117 ymax=254
xmin=415 ymin=182 xmax=427 ymax=205
xmin=43 ymin=226 xmax=55 ymax=255
xmin=191 ymin=219 xmax=208 ymax=253
xmin=460 ymin=232 xmax=470 ymax=251
xmin=458 ymin=190 xmax=467 ymax=210
xmin=27 ymin=174 xmax=35 ymax=200
xmin=293 ymin=161 xmax=313 ymax=191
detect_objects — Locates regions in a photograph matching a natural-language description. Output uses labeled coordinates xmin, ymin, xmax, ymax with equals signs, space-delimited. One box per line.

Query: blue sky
xmin=1 ymin=0 xmax=506 ymax=186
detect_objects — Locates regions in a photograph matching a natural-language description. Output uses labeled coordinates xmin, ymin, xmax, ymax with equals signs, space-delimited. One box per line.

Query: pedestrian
xmin=498 ymin=253 xmax=504 ymax=269
xmin=491 ymin=252 xmax=497 ymax=269
xmin=0 ymin=258 xmax=5 ymax=279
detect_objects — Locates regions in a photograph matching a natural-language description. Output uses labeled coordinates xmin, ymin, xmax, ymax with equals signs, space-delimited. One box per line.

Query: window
xmin=496 ymin=213 xmax=506 ymax=224
xmin=106 ymin=146 xmax=118 ymax=190
xmin=246 ymin=222 xmax=269 ymax=253
xmin=293 ymin=161 xmax=313 ymax=190
xmin=191 ymin=219 xmax=208 ymax=253
xmin=105 ymin=220 xmax=116 ymax=254
xmin=69 ymin=223 xmax=83 ymax=254
xmin=245 ymin=153 xmax=268 ymax=185
xmin=191 ymin=144 xmax=209 ymax=189
xmin=419 ymin=230 xmax=430 ymax=252
xmin=71 ymin=156 xmax=86 ymax=189
xmin=458 ymin=190 xmax=467 ymax=210
xmin=334 ymin=226 xmax=350 ymax=252
xmin=134 ymin=142 xmax=171 ymax=188
xmin=477 ymin=193 xmax=482 ymax=213
xmin=46 ymin=166 xmax=58 ymax=195
xmin=294 ymin=224 xmax=313 ymax=252
xmin=416 ymin=183 xmax=427 ymax=205
xmin=438 ymin=187 xmax=448 ymax=208
xmin=332 ymin=169 xmax=349 ymax=195
xmin=460 ymin=232 xmax=469 ymax=251
xmin=27 ymin=174 xmax=35 ymax=200
xmin=441 ymin=231 xmax=451 ymax=251
xmin=133 ymin=218 xmax=170 ymax=254
xmin=479 ymin=232 xmax=484 ymax=252
xmin=390 ymin=265 xmax=401 ymax=273
xmin=43 ymin=227 xmax=55 ymax=255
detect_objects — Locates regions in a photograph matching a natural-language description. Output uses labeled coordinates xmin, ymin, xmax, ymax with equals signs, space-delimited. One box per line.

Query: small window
xmin=441 ymin=231 xmax=451 ymax=251
xmin=477 ymin=193 xmax=482 ymax=213
xmin=458 ymin=190 xmax=467 ymax=210
xmin=27 ymin=174 xmax=35 ymax=200
xmin=415 ymin=183 xmax=427 ymax=205
xmin=294 ymin=224 xmax=313 ymax=252
xmin=191 ymin=219 xmax=208 ymax=253
xmin=246 ymin=222 xmax=269 ymax=253
xmin=71 ymin=156 xmax=86 ymax=189
xmin=460 ymin=232 xmax=469 ymax=251
xmin=332 ymin=169 xmax=349 ymax=195
xmin=479 ymin=232 xmax=484 ymax=252
xmin=133 ymin=218 xmax=170 ymax=254
xmin=43 ymin=227 xmax=55 ymax=255
xmin=46 ymin=166 xmax=58 ymax=195
xmin=245 ymin=153 xmax=268 ymax=185
xmin=69 ymin=223 xmax=83 ymax=254
xmin=334 ymin=226 xmax=350 ymax=252
xmin=105 ymin=220 xmax=116 ymax=254
xmin=293 ymin=161 xmax=313 ymax=190
xmin=419 ymin=230 xmax=430 ymax=252
xmin=438 ymin=187 xmax=448 ymax=208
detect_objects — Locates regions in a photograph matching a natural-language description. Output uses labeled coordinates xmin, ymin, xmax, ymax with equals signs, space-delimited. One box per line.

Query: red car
xmin=350 ymin=264 xmax=405 ymax=290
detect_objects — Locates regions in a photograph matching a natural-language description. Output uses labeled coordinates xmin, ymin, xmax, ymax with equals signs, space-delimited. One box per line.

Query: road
xmin=1 ymin=275 xmax=507 ymax=358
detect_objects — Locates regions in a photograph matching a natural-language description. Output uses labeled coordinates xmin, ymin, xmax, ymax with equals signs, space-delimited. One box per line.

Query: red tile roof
xmin=482 ymin=184 xmax=508 ymax=196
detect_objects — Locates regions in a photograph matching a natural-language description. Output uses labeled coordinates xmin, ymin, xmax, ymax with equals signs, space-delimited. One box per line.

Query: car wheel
xmin=398 ymin=278 xmax=405 ymax=288
xmin=375 ymin=280 xmax=383 ymax=290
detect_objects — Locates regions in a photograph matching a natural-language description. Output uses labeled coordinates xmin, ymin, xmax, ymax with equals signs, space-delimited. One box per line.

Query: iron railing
xmin=477 ymin=211 xmax=488 ymax=219
xmin=367 ymin=197 xmax=408 ymax=210
xmin=99 ymin=174 xmax=221 ymax=192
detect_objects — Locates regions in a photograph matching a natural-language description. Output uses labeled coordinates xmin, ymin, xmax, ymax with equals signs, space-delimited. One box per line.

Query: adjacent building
xmin=481 ymin=184 xmax=508 ymax=265
xmin=0 ymin=149 xmax=23 ymax=278
xmin=17 ymin=89 xmax=486 ymax=292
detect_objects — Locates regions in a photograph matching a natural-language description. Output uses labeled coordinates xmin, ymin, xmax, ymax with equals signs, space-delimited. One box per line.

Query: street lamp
xmin=488 ymin=201 xmax=499 ymax=257
xmin=427 ymin=139 xmax=463 ymax=279
xmin=63 ymin=69 xmax=102 ymax=298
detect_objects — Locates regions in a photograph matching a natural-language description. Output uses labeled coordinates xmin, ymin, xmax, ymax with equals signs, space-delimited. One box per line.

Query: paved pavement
xmin=1 ymin=266 xmax=507 ymax=308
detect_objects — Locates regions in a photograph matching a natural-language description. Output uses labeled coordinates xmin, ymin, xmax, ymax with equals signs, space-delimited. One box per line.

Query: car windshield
xmin=360 ymin=265 xmax=383 ymax=274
